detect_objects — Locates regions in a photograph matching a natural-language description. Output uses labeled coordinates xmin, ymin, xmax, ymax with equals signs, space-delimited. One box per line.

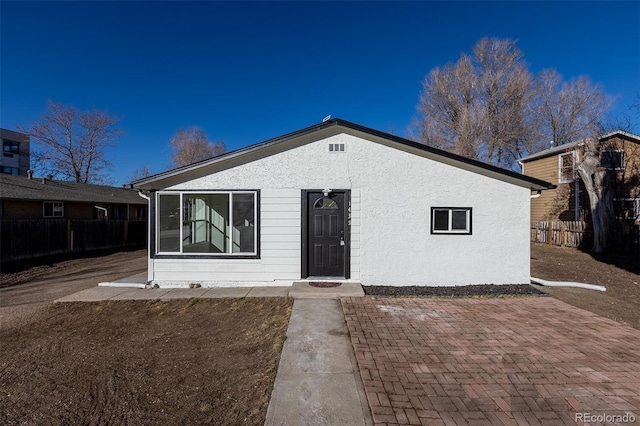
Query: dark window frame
xmin=153 ymin=190 xmax=260 ymax=259
xmin=602 ymin=150 xmax=624 ymax=170
xmin=1 ymin=166 xmax=19 ymax=175
xmin=430 ymin=207 xmax=472 ymax=235
xmin=2 ymin=140 xmax=19 ymax=153
xmin=43 ymin=201 xmax=64 ymax=218
xmin=135 ymin=205 xmax=147 ymax=220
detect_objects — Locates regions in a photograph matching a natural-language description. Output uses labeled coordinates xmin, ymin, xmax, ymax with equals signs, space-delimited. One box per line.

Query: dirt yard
xmin=0 ymin=243 xmax=638 ymax=424
xmin=531 ymin=243 xmax=640 ymax=329
xmin=1 ymin=249 xmax=147 ymax=297
xmin=0 ymin=298 xmax=292 ymax=426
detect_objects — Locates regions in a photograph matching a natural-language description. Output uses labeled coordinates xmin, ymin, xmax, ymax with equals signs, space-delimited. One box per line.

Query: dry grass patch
xmin=0 ymin=297 xmax=292 ymax=425
xmin=531 ymin=243 xmax=640 ymax=329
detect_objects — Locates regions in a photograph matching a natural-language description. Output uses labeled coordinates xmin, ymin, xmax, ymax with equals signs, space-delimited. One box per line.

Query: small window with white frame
xmin=43 ymin=201 xmax=64 ymax=218
xmin=558 ymin=151 xmax=577 ymax=184
xmin=431 ymin=207 xmax=472 ymax=234
xmin=602 ymin=150 xmax=624 ymax=170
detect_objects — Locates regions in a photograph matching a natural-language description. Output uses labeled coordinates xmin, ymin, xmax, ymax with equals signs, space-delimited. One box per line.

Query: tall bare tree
xmin=21 ymin=100 xmax=122 ymax=183
xmin=534 ymin=69 xmax=610 ymax=146
xmin=474 ymin=38 xmax=536 ymax=167
xmin=169 ymin=126 xmax=226 ymax=168
xmin=577 ymin=137 xmax=615 ymax=253
xmin=414 ymin=38 xmax=612 ymax=171
xmin=589 ymin=101 xmax=640 ymax=252
xmin=415 ymin=38 xmax=537 ymax=169
xmin=416 ymin=54 xmax=483 ymax=158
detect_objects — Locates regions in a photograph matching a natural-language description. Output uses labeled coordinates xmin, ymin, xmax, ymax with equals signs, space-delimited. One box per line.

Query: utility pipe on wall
xmin=531 ymin=276 xmax=606 ymax=292
xmin=94 ymin=205 xmax=108 ymax=219
xmin=137 ymin=190 xmax=153 ymax=284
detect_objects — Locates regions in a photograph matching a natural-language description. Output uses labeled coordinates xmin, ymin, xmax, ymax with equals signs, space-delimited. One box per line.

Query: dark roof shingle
xmin=0 ymin=174 xmax=146 ymax=205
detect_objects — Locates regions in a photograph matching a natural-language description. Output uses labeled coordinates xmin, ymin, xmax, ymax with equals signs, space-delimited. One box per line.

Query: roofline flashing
xmin=133 ymin=118 xmax=554 ymax=191
xmin=519 ymin=129 xmax=640 ymax=163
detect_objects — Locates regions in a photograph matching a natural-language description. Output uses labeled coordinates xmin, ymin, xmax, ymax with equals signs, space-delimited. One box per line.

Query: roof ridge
xmin=132 ymin=118 xmax=554 ymax=191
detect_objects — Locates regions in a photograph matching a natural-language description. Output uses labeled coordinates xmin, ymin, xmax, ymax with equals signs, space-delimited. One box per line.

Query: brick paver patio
xmin=342 ymin=297 xmax=640 ymax=426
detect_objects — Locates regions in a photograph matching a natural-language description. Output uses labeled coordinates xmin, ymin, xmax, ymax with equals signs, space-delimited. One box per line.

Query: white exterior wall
xmin=151 ymin=133 xmax=530 ymax=287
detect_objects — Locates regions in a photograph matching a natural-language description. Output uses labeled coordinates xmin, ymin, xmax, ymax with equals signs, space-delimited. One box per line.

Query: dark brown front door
xmin=305 ymin=191 xmax=347 ymax=277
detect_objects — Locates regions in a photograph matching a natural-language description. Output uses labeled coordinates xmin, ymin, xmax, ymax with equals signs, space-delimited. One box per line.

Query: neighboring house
xmin=1 ymin=174 xmax=149 ymax=265
xmin=0 ymin=128 xmax=30 ymax=176
xmin=133 ymin=118 xmax=553 ymax=288
xmin=0 ymin=174 xmax=148 ymax=220
xmin=519 ymin=130 xmax=640 ymax=223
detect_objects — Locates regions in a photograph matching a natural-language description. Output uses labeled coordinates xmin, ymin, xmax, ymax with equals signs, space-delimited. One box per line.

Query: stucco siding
xmin=152 ymin=133 xmax=530 ymax=286
xmin=345 ymin=135 xmax=529 ymax=286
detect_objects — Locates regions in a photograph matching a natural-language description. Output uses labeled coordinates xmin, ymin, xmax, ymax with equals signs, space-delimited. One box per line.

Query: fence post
xmin=124 ymin=220 xmax=129 ymax=246
xmin=548 ymin=221 xmax=553 ymax=246
xmin=560 ymin=222 xmax=565 ymax=247
xmin=67 ymin=219 xmax=72 ymax=252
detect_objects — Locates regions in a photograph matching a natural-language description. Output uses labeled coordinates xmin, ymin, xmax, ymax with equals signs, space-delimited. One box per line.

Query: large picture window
xmin=431 ymin=207 xmax=472 ymax=234
xmin=156 ymin=191 xmax=258 ymax=256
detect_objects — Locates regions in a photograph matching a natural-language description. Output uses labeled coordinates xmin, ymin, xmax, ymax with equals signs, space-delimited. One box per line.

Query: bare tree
xmin=607 ymin=136 xmax=640 ymax=251
xmin=20 ymin=100 xmax=122 ymax=183
xmin=414 ymin=38 xmax=612 ymax=171
xmin=129 ymin=163 xmax=152 ymax=182
xmin=415 ymin=38 xmax=537 ymax=169
xmin=474 ymin=38 xmax=536 ymax=168
xmin=169 ymin=127 xmax=226 ymax=168
xmin=534 ymin=70 xmax=610 ymax=145
xmin=577 ymin=137 xmax=615 ymax=253
xmin=572 ymin=129 xmax=640 ymax=254
xmin=416 ymin=54 xmax=483 ymax=158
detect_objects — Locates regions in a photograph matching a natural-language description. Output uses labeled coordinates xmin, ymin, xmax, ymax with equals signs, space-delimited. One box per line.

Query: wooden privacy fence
xmin=531 ymin=221 xmax=591 ymax=248
xmin=1 ymin=219 xmax=147 ymax=263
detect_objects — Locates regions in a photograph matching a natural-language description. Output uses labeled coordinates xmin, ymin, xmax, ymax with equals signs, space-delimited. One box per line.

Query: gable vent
xmin=329 ymin=143 xmax=345 ymax=153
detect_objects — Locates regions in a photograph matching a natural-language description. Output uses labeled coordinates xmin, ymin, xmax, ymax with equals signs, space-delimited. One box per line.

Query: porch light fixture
xmin=323 ymin=188 xmax=332 ymax=197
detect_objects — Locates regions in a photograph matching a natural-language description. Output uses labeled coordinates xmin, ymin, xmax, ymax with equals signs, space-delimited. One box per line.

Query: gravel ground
xmin=364 ymin=283 xmax=546 ymax=297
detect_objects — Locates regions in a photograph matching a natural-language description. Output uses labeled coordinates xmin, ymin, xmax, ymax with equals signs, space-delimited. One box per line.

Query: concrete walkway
xmin=265 ymin=299 xmax=373 ymax=426
xmin=54 ymin=276 xmax=371 ymax=426
xmin=55 ymin=280 xmax=364 ymax=302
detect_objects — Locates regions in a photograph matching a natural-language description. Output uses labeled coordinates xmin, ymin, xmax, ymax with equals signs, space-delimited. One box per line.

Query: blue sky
xmin=2 ymin=1 xmax=639 ymax=185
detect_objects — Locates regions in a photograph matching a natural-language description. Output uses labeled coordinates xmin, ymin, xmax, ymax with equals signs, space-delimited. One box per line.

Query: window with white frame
xmin=431 ymin=207 xmax=472 ymax=234
xmin=43 ymin=201 xmax=64 ymax=217
xmin=558 ymin=152 xmax=577 ymax=184
xmin=602 ymin=150 xmax=624 ymax=170
xmin=156 ymin=191 xmax=258 ymax=256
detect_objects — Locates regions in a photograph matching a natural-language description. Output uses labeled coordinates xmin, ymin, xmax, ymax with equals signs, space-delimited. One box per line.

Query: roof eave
xmin=133 ymin=118 xmax=555 ymax=192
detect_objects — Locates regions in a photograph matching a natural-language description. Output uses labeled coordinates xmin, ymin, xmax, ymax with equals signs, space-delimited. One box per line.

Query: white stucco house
xmin=132 ymin=119 xmax=554 ymax=288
